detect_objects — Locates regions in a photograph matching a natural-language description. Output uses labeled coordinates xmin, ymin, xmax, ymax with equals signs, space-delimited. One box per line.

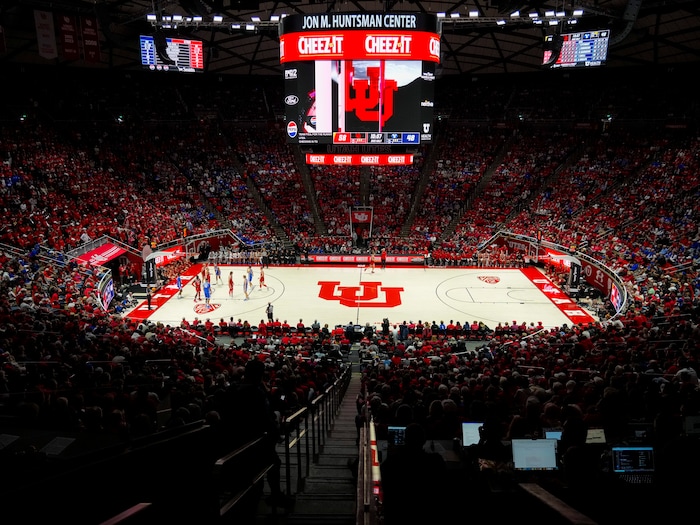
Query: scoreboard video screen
xmin=543 ymin=30 xmax=610 ymax=69
xmin=280 ymin=13 xmax=440 ymax=149
xmin=139 ymin=34 xmax=204 ymax=72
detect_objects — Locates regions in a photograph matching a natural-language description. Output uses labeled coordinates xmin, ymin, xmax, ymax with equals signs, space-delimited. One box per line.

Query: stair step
xmin=257 ymin=367 xmax=363 ymax=524
xmin=286 ymin=514 xmax=356 ymax=525
xmin=315 ymin=456 xmax=357 ymax=468
xmin=290 ymin=494 xmax=356 ymax=518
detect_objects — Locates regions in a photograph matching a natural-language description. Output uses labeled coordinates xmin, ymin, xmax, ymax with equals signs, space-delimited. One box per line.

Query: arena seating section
xmin=1 ymin=64 xmax=699 ymax=523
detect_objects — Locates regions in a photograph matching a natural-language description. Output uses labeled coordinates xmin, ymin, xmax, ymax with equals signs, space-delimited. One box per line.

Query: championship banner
xmin=34 ymin=10 xmax=58 ymax=60
xmin=350 ymin=207 xmax=373 ymax=247
xmin=57 ymin=13 xmax=80 ymax=61
xmin=81 ymin=15 xmax=101 ymax=62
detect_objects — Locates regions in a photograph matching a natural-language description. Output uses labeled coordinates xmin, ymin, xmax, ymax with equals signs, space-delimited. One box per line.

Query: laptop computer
xmin=684 ymin=415 xmax=700 ymax=437
xmin=511 ymin=438 xmax=559 ymax=474
xmin=461 ymin=422 xmax=483 ymax=447
xmin=380 ymin=425 xmax=407 ymax=462
xmin=627 ymin=421 xmax=654 ymax=443
xmin=585 ymin=427 xmax=607 ymax=444
xmin=543 ymin=428 xmax=563 ymax=441
xmin=387 ymin=426 xmax=407 ymax=447
xmin=610 ymin=445 xmax=656 ymax=485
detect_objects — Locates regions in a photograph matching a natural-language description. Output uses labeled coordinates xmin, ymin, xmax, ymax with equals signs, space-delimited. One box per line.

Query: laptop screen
xmin=543 ymin=429 xmax=563 ymax=441
xmin=611 ymin=446 xmax=655 ymax=474
xmin=586 ymin=427 xmax=607 ymax=444
xmin=461 ymin=422 xmax=482 ymax=447
xmin=684 ymin=415 xmax=700 ymax=436
xmin=387 ymin=426 xmax=407 ymax=447
xmin=511 ymin=439 xmax=559 ymax=471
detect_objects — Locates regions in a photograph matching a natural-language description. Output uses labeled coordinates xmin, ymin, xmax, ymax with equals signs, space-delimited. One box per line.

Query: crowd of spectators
xmin=235 ymin=126 xmax=317 ymax=246
xmin=0 ymin=244 xmax=349 ymax=440
xmin=1 ymin=67 xmax=700 ymax=511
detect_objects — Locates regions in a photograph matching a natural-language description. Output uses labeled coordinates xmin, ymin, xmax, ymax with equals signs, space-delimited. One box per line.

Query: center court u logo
xmin=318 ymin=281 xmax=404 ymax=308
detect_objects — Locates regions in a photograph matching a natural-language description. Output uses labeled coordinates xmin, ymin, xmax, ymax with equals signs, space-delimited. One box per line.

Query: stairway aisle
xmin=259 ymin=350 xmax=363 ymax=525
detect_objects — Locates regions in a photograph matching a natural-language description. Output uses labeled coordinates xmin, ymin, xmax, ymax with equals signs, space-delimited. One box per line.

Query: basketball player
xmin=192 ymin=275 xmax=202 ymax=302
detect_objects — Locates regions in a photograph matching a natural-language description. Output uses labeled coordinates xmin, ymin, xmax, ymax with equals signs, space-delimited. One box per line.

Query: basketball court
xmin=124 ymin=264 xmax=597 ymax=331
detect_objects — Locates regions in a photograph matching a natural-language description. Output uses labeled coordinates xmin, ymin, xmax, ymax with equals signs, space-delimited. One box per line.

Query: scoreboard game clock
xmin=280 ymin=12 xmax=440 ymax=165
xmin=543 ymin=30 xmax=610 ymax=69
xmin=139 ymin=34 xmax=204 ymax=72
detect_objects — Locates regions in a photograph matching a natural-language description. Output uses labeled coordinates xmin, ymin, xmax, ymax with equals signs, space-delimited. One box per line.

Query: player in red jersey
xmin=192 ymin=275 xmax=202 ymax=302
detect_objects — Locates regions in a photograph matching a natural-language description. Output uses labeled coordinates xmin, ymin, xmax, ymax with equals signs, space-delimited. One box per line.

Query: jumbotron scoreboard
xmin=280 ymin=12 xmax=440 ymax=166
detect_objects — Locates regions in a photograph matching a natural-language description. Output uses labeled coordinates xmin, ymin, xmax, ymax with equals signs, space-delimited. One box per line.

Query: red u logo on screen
xmin=345 ymin=63 xmax=397 ymax=128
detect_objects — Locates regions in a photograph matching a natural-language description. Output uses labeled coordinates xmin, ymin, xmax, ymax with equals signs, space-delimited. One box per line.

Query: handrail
xmin=280 ymin=364 xmax=353 ymax=497
xmin=98 ymin=503 xmax=153 ymax=525
xmin=519 ymin=483 xmax=598 ymax=525
xmin=212 ymin=434 xmax=277 ymax=518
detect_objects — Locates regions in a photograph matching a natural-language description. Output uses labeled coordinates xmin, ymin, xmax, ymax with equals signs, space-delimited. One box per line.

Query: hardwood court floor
xmin=126 ymin=264 xmax=597 ymax=331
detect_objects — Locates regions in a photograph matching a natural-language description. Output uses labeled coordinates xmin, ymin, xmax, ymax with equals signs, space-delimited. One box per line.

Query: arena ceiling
xmin=1 ymin=0 xmax=699 ymax=77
